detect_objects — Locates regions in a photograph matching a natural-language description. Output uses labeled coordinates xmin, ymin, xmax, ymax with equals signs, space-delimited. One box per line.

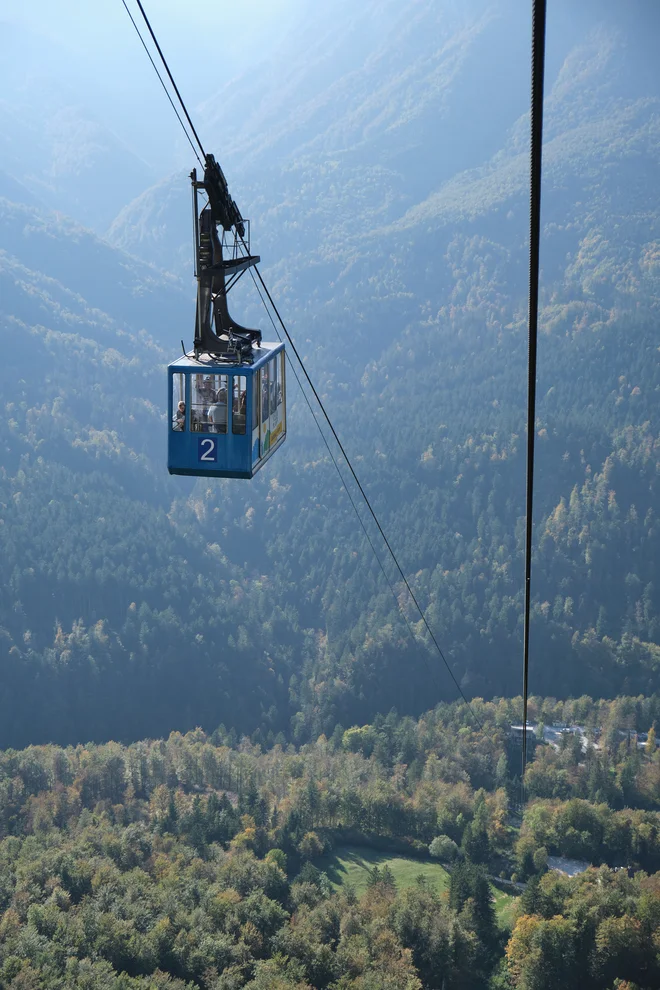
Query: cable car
xmin=168 ymin=154 xmax=286 ymax=479
xmin=168 ymin=342 xmax=285 ymax=478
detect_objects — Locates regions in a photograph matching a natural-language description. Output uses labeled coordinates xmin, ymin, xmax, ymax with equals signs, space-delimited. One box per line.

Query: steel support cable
xmin=119 ymin=0 xmax=482 ymax=731
xmin=119 ymin=0 xmax=203 ymax=167
xmin=522 ymin=0 xmax=548 ymax=794
xmin=248 ymin=270 xmax=464 ymax=713
xmin=133 ymin=0 xmax=207 ymax=161
xmin=252 ymin=275 xmax=417 ymax=611
xmin=250 ymin=263 xmax=483 ymax=729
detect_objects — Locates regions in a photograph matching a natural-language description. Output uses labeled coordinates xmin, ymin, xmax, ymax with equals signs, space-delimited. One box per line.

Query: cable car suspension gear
xmin=192 ymin=156 xmax=261 ymax=362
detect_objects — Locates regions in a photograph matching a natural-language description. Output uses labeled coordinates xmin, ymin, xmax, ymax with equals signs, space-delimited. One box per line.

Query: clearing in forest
xmin=315 ymin=844 xmax=450 ymax=895
xmin=314 ymin=845 xmax=519 ymax=927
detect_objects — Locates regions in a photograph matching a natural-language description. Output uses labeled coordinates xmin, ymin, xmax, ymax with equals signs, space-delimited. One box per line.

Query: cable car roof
xmin=169 ymin=341 xmax=284 ymax=373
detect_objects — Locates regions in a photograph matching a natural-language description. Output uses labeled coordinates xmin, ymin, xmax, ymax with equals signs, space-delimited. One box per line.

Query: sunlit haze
xmin=3 ymin=0 xmax=305 ymax=171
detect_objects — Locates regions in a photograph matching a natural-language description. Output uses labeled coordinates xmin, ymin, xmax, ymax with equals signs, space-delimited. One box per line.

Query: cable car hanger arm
xmin=191 ymin=160 xmax=261 ymax=361
xmin=202 ymin=153 xmax=245 ymax=238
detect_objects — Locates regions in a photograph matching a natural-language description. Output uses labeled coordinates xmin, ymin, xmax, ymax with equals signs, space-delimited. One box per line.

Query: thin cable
xmin=249 ymin=269 xmax=479 ymax=727
xmin=133 ymin=0 xmax=207 ymax=161
xmin=522 ymin=0 xmax=547 ymax=795
xmin=253 ymin=279 xmax=409 ymax=602
xmin=120 ymin=0 xmax=480 ymax=729
xmin=120 ymin=0 xmax=203 ymax=167
xmin=250 ymin=273 xmax=427 ymax=645
xmin=251 ymin=264 xmax=482 ymax=729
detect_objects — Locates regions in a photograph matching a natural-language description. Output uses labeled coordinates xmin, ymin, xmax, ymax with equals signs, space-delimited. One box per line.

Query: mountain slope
xmin=0 ymin=198 xmax=303 ymax=748
xmin=0 ymin=22 xmax=158 ymax=232
xmin=0 ymin=0 xmax=658 ymax=747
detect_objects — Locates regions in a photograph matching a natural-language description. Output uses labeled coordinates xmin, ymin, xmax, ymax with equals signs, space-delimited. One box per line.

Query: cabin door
xmin=268 ymin=354 xmax=284 ymax=447
xmin=260 ymin=363 xmax=271 ymax=454
xmin=252 ymin=372 xmax=261 ymax=465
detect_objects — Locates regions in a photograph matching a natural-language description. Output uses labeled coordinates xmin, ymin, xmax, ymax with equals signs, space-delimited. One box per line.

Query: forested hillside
xmin=0 ymin=0 xmax=658 ymax=750
xmin=2 ymin=697 xmax=660 ymax=988
xmin=0 ymin=202 xmax=304 ymax=748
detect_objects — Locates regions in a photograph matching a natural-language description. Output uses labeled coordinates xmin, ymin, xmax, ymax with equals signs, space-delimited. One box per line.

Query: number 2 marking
xmin=199 ymin=438 xmax=216 ymax=462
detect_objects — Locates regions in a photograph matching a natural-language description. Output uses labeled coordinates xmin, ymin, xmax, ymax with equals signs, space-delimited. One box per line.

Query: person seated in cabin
xmin=208 ymin=391 xmax=227 ymax=433
xmin=174 ymin=400 xmax=186 ymax=430
xmin=199 ymin=377 xmax=215 ymax=403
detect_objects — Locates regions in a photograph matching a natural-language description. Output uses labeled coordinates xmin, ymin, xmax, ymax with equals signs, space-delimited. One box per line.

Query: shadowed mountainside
xmin=0 ymin=0 xmax=658 ymax=747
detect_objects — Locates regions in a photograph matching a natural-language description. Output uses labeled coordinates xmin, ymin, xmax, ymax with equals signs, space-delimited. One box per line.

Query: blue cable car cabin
xmin=168 ymin=342 xmax=286 ymax=479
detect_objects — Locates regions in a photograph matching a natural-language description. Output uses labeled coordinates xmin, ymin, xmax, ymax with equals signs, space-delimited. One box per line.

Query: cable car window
xmin=270 ymin=356 xmax=279 ymax=416
xmin=252 ymin=376 xmax=259 ymax=432
xmin=192 ymin=374 xmax=227 ymax=433
xmin=277 ymin=352 xmax=284 ymax=411
xmin=232 ymin=376 xmax=247 ymax=435
xmin=172 ymin=373 xmax=186 ymax=431
xmin=261 ymin=363 xmax=269 ymax=423
xmin=268 ymin=354 xmax=284 ymax=447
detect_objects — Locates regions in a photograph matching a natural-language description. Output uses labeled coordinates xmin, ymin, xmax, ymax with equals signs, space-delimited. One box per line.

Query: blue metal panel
xmin=167 ymin=342 xmax=285 ymax=480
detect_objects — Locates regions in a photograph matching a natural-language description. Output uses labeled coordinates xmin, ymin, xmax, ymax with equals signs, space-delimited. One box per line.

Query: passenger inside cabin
xmin=174 ymin=400 xmax=186 ymax=430
xmin=199 ymin=377 xmax=215 ymax=403
xmin=208 ymin=389 xmax=227 ymax=433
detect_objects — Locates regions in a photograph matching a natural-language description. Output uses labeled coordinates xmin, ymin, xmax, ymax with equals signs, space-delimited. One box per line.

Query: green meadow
xmin=315 ymin=845 xmax=519 ymax=927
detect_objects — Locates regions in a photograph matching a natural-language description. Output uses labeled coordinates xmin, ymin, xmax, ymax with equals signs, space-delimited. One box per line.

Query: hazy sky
xmin=2 ymin=0 xmax=305 ymax=172
xmin=7 ymin=0 xmax=304 ymax=80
